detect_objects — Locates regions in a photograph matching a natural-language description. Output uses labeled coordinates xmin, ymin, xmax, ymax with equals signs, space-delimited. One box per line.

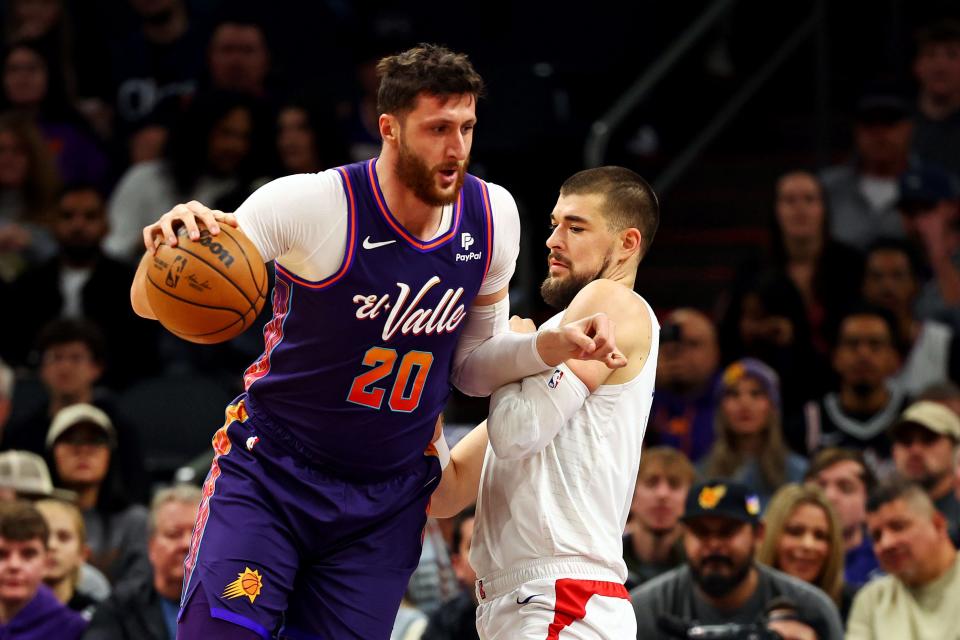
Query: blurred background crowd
xmin=0 ymin=0 xmax=959 ymax=638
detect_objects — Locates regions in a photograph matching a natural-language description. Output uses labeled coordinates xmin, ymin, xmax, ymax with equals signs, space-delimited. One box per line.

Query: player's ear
xmin=379 ymin=114 xmax=399 ymax=143
xmin=619 ymin=227 xmax=642 ymax=261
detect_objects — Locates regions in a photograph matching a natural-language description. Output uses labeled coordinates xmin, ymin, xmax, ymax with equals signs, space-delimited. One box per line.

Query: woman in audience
xmin=702 ymin=358 xmax=808 ymax=509
xmin=105 ymin=90 xmax=270 ymax=262
xmin=46 ymin=403 xmax=150 ymax=595
xmin=35 ymin=497 xmax=103 ymax=620
xmin=1 ymin=41 xmax=109 ymax=186
xmin=757 ymin=483 xmax=854 ymax=620
xmin=275 ymin=97 xmax=347 ymax=176
xmin=0 ymin=111 xmax=57 ymax=281
xmin=719 ymin=170 xmax=863 ymax=413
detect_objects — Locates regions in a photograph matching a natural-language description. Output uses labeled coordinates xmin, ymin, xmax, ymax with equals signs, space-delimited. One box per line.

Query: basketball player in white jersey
xmin=433 ymin=166 xmax=661 ymax=639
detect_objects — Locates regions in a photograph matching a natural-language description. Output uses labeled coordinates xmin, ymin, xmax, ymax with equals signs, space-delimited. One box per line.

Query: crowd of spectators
xmin=0 ymin=3 xmax=958 ymax=639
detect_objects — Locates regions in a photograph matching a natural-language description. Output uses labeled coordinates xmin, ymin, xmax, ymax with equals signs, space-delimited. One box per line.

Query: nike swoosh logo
xmin=363 ymin=236 xmax=397 ymax=249
xmin=516 ymin=594 xmax=544 ymax=606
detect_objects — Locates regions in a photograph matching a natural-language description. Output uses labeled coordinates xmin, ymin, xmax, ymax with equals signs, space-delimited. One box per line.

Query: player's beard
xmin=689 ymin=553 xmax=753 ymax=598
xmin=540 ymin=252 xmax=611 ymax=310
xmin=396 ymin=137 xmax=467 ymax=207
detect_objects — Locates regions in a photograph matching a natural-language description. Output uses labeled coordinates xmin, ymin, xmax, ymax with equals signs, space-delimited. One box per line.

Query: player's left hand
xmin=509 ymin=316 xmax=537 ymax=333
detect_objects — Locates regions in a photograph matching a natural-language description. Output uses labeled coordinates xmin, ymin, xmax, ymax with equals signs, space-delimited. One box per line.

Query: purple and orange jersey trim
xmin=243 ymin=278 xmax=291 ymax=391
xmin=273 ymin=166 xmax=359 ymax=289
xmin=477 ymin=179 xmax=494 ymax=280
xmin=182 ymin=400 xmax=249 ymax=605
xmin=366 ymin=158 xmax=463 ymax=252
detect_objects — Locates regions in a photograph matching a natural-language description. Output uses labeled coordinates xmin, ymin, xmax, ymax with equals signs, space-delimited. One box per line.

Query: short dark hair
xmin=560 ymin=166 xmax=660 ymax=258
xmin=59 ymin=182 xmax=106 ymax=204
xmin=0 ymin=501 xmax=48 ymax=548
xmin=35 ymin=319 xmax=106 ymax=364
xmin=376 ymin=43 xmax=485 ymax=116
xmin=916 ymin=19 xmax=960 ymax=49
xmin=451 ymin=504 xmax=476 ymax=556
xmin=830 ymin=303 xmax=902 ymax=354
xmin=867 ymin=478 xmax=933 ymax=514
xmin=804 ymin=448 xmax=876 ymax=492
xmin=865 ymin=237 xmax=922 ymax=281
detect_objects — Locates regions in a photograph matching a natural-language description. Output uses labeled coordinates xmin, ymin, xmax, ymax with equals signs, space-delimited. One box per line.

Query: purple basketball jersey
xmin=241 ymin=159 xmax=494 ymax=478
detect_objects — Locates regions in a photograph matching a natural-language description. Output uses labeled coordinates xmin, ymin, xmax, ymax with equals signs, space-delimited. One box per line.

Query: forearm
xmin=451 ymin=298 xmax=550 ymax=396
xmin=487 ymin=364 xmax=588 ymax=460
xmin=431 ymin=422 xmax=488 ymax=518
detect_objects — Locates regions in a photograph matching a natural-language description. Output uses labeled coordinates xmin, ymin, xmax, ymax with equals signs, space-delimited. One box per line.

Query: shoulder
xmin=571 ymin=279 xmax=643 ymax=310
xmin=235 ymin=170 xmax=347 ymax=233
xmin=819 ymin=164 xmax=854 ymax=187
xmin=922 ymin=320 xmax=954 ymax=341
xmin=114 ymin=504 xmax=149 ymax=529
xmin=248 ymin=170 xmax=344 ymax=203
xmin=630 ymin=565 xmax=687 ymax=604
xmin=481 ymin=179 xmax=519 ymax=225
xmin=566 ymin=280 xmax=649 ymax=328
xmin=116 ymin=160 xmax=166 ymax=187
xmin=849 ymin=575 xmax=897 ymax=613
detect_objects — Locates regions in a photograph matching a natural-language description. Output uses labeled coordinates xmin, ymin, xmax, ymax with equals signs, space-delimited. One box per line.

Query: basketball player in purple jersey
xmin=130 ymin=45 xmax=624 ymax=640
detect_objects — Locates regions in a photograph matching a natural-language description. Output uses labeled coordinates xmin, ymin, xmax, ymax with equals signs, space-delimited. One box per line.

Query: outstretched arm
xmin=486 ymin=280 xmax=649 ymax=459
xmin=450 ymin=286 xmax=626 ymax=397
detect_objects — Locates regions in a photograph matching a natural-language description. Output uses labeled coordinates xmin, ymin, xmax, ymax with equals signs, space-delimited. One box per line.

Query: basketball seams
xmin=145 ymin=272 xmax=246 ymax=317
xmin=217 ymin=226 xmax=268 ymax=299
xmin=148 ymin=227 xmax=267 ymax=344
xmin=168 ymin=241 xmax=259 ymax=312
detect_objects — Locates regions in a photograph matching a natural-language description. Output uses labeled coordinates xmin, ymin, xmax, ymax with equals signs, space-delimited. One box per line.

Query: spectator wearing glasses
xmin=793 ymin=305 xmax=906 ymax=473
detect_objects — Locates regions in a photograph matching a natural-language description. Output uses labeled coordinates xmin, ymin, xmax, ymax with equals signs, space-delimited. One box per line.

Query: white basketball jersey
xmin=470 ymin=294 xmax=660 ymax=583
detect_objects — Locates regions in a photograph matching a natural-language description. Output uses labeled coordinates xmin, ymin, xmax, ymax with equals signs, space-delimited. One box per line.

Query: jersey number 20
xmin=347 ymin=347 xmax=434 ymax=412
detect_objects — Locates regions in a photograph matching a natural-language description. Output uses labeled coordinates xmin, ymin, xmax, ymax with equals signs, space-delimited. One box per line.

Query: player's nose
xmin=448 ymin=131 xmax=467 ymax=159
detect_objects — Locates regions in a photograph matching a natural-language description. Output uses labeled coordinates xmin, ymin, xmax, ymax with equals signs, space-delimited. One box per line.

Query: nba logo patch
xmin=548 ymin=369 xmax=564 ymax=389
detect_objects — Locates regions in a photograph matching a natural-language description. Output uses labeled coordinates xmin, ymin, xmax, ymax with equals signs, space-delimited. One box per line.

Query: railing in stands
xmin=583 ymin=0 xmax=828 ymax=195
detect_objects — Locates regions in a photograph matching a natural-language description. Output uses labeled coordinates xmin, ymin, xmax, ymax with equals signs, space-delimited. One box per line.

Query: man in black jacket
xmin=1 ymin=184 xmax=157 ymax=389
xmin=631 ymin=480 xmax=844 ymax=639
xmin=83 ymin=485 xmax=201 ymax=640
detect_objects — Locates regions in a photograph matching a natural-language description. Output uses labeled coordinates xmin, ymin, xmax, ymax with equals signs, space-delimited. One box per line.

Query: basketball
xmin=144 ymin=224 xmax=268 ymax=344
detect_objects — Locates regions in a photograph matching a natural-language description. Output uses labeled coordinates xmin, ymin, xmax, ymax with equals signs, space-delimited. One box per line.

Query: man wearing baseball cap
xmin=631 ymin=480 xmax=843 ymax=639
xmin=891 ymin=400 xmax=960 ymax=545
xmin=0 ymin=450 xmax=76 ymax=502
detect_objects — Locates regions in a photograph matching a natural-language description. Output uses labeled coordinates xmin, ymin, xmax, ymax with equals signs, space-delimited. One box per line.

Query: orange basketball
xmin=144 ymin=224 xmax=267 ymax=344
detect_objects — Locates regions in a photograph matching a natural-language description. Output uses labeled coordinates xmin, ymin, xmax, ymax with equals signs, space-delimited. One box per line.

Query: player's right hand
xmin=538 ymin=312 xmax=627 ymax=369
xmin=142 ymin=201 xmax=238 ymax=254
